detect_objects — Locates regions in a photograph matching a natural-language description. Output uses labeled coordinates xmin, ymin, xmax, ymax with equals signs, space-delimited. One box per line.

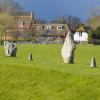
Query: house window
xmin=19 ymin=21 xmax=24 ymax=28
xmin=37 ymin=26 xmax=42 ymax=30
xmin=47 ymin=26 xmax=52 ymax=30
xmin=57 ymin=25 xmax=63 ymax=30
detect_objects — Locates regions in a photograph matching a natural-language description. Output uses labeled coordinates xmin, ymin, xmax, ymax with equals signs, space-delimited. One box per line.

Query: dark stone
xmin=29 ymin=53 xmax=33 ymax=61
xmin=90 ymin=57 xmax=96 ymax=67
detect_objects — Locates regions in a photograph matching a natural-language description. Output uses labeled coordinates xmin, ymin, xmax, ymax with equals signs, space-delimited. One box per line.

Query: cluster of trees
xmin=36 ymin=16 xmax=81 ymax=32
xmin=35 ymin=19 xmax=47 ymax=24
xmin=35 ymin=8 xmax=100 ymax=43
xmin=0 ymin=0 xmax=23 ymax=33
xmin=51 ymin=16 xmax=81 ymax=31
xmin=0 ymin=0 xmax=100 ymax=44
xmin=0 ymin=0 xmax=23 ymax=44
xmin=86 ymin=7 xmax=100 ymax=43
xmin=0 ymin=0 xmax=23 ymax=14
xmin=0 ymin=13 xmax=14 ymax=44
xmin=0 ymin=13 xmax=14 ymax=33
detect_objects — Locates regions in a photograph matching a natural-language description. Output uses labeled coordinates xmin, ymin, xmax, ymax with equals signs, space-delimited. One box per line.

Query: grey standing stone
xmin=61 ymin=32 xmax=76 ymax=64
xmin=4 ymin=41 xmax=17 ymax=57
xmin=29 ymin=53 xmax=33 ymax=61
xmin=90 ymin=57 xmax=96 ymax=67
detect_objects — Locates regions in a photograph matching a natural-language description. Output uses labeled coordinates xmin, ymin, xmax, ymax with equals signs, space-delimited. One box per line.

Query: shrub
xmin=94 ymin=26 xmax=100 ymax=39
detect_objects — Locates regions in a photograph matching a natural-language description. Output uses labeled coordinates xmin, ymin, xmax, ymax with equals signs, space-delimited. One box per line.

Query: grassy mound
xmin=0 ymin=44 xmax=100 ymax=100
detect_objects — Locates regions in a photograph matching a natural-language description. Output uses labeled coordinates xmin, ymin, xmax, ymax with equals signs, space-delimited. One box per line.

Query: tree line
xmin=0 ymin=0 xmax=23 ymax=14
xmin=0 ymin=0 xmax=100 ymax=44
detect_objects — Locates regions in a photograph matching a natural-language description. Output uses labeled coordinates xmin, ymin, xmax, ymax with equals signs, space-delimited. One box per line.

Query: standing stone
xmin=4 ymin=41 xmax=17 ymax=57
xmin=29 ymin=53 xmax=33 ymax=61
xmin=61 ymin=32 xmax=76 ymax=64
xmin=90 ymin=57 xmax=96 ymax=67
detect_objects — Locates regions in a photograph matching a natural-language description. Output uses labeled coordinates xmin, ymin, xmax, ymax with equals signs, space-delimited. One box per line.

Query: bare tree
xmin=0 ymin=13 xmax=14 ymax=34
xmin=90 ymin=7 xmax=100 ymax=17
xmin=0 ymin=0 xmax=23 ymax=14
xmin=87 ymin=7 xmax=100 ymax=30
xmin=50 ymin=15 xmax=81 ymax=31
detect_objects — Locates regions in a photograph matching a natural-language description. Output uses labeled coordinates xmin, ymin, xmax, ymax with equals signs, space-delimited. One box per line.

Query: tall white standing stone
xmin=61 ymin=32 xmax=76 ymax=64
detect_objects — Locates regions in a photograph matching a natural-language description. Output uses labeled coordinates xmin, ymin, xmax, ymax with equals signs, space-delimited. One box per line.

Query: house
xmin=7 ymin=12 xmax=34 ymax=40
xmin=31 ymin=23 xmax=70 ymax=44
xmin=4 ymin=12 xmax=71 ymax=44
xmin=74 ymin=26 xmax=88 ymax=43
xmin=13 ymin=12 xmax=34 ymax=29
xmin=33 ymin=23 xmax=70 ymax=37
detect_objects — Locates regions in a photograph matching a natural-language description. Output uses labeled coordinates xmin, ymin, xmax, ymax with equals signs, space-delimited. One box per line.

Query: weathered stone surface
xmin=90 ymin=57 xmax=96 ymax=67
xmin=61 ymin=32 xmax=76 ymax=64
xmin=4 ymin=41 xmax=17 ymax=57
xmin=29 ymin=53 xmax=33 ymax=61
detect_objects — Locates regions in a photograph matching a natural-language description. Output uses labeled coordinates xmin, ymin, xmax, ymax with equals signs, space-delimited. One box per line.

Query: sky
xmin=15 ymin=0 xmax=100 ymax=22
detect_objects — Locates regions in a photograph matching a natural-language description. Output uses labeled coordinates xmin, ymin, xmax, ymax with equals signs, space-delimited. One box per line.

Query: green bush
xmin=83 ymin=26 xmax=94 ymax=44
xmin=94 ymin=26 xmax=100 ymax=39
xmin=88 ymin=32 xmax=93 ymax=44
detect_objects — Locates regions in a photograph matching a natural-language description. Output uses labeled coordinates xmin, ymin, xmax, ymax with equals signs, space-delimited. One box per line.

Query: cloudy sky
xmin=15 ymin=0 xmax=100 ymax=21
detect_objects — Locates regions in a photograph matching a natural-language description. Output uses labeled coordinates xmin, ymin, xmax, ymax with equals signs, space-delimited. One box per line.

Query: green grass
xmin=0 ymin=44 xmax=100 ymax=100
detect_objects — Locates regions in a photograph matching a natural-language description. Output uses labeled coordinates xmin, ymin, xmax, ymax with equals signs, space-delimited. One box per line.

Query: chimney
xmin=30 ymin=12 xmax=34 ymax=19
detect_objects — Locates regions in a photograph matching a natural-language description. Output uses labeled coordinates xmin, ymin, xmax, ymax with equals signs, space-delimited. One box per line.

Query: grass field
xmin=0 ymin=44 xmax=100 ymax=100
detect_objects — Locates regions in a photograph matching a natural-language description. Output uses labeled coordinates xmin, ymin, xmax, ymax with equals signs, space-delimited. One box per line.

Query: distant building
xmin=5 ymin=12 xmax=71 ymax=43
xmin=13 ymin=12 xmax=34 ymax=29
xmin=33 ymin=24 xmax=70 ymax=37
xmin=6 ymin=12 xmax=34 ymax=40
xmin=74 ymin=26 xmax=88 ymax=43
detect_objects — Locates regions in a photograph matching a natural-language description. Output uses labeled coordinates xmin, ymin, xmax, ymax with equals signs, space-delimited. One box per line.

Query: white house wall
xmin=74 ymin=32 xmax=88 ymax=42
